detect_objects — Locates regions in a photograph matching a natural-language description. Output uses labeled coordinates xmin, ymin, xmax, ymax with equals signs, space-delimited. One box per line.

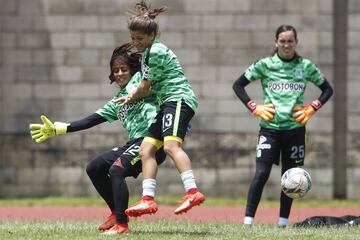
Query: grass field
xmin=1 ymin=220 xmax=359 ymax=240
xmin=0 ymin=197 xmax=359 ymax=239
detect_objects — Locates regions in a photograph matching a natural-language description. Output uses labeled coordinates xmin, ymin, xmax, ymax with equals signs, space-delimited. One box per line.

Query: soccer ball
xmin=281 ymin=167 xmax=312 ymax=199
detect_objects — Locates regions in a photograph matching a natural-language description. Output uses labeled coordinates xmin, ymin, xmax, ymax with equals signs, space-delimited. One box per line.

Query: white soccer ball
xmin=281 ymin=167 xmax=312 ymax=199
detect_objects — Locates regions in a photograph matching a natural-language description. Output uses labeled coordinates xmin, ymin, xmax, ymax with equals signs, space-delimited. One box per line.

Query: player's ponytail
xmin=128 ymin=0 xmax=167 ymax=36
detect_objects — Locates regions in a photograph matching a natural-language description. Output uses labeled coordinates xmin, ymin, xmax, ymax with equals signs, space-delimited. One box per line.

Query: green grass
xmin=0 ymin=196 xmax=358 ymax=208
xmin=1 ymin=197 xmax=359 ymax=239
xmin=1 ymin=220 xmax=359 ymax=240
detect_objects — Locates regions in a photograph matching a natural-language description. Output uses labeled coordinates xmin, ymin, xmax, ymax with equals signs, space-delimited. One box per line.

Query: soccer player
xmin=29 ymin=43 xmax=166 ymax=235
xmin=232 ymin=25 xmax=333 ymax=227
xmin=113 ymin=1 xmax=205 ymax=217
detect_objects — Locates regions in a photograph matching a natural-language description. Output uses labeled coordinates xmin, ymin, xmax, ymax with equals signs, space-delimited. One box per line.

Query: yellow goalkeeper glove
xmin=292 ymin=99 xmax=322 ymax=125
xmin=29 ymin=115 xmax=67 ymax=143
xmin=247 ymin=100 xmax=275 ymax=122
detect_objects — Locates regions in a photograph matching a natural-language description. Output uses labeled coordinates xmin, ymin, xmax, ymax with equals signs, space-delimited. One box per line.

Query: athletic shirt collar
xmin=275 ymin=52 xmax=298 ymax=63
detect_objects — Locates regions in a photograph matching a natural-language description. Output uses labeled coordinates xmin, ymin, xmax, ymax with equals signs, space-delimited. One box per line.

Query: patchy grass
xmin=0 ymin=220 xmax=359 ymax=240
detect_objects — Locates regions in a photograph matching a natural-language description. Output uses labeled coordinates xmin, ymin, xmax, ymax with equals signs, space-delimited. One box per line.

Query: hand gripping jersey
xmin=96 ymin=72 xmax=159 ymax=140
xmin=141 ymin=39 xmax=198 ymax=111
xmin=244 ymin=54 xmax=325 ymax=130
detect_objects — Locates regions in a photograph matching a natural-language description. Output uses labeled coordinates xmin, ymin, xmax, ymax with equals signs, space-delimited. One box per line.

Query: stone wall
xmin=1 ymin=0 xmax=360 ymax=199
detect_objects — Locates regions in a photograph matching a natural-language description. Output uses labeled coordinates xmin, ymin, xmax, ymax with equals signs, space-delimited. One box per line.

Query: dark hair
xmin=275 ymin=25 xmax=298 ymax=40
xmin=272 ymin=25 xmax=300 ymax=59
xmin=128 ymin=0 xmax=167 ymax=36
xmin=109 ymin=43 xmax=141 ymax=84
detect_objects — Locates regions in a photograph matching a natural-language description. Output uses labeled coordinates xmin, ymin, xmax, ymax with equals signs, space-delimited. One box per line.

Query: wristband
xmin=310 ymin=99 xmax=322 ymax=111
xmin=54 ymin=122 xmax=68 ymax=135
xmin=246 ymin=100 xmax=257 ymax=112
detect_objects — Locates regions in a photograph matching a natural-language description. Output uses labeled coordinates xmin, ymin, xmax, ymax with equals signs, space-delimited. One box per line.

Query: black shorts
xmin=256 ymin=127 xmax=306 ymax=167
xmin=146 ymin=100 xmax=194 ymax=143
xmin=98 ymin=138 xmax=166 ymax=178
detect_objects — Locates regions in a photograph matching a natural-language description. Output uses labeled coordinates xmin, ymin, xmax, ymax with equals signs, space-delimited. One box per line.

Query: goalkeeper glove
xmin=29 ymin=115 xmax=68 ymax=143
xmin=292 ymin=99 xmax=322 ymax=125
xmin=247 ymin=100 xmax=275 ymax=122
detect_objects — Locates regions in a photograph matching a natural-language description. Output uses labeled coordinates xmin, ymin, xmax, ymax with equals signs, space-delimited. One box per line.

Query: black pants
xmin=86 ymin=138 xmax=166 ymax=223
xmin=245 ymin=127 xmax=306 ymax=219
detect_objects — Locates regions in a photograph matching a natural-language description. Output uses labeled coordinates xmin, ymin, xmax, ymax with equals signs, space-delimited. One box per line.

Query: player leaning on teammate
xmin=29 ymin=43 xmax=166 ymax=235
xmin=114 ymin=0 xmax=205 ymax=217
xmin=232 ymin=25 xmax=333 ymax=227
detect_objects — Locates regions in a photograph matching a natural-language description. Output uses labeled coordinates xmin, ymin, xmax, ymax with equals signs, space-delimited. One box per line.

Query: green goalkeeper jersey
xmin=141 ymin=39 xmax=198 ymax=111
xmin=244 ymin=54 xmax=325 ymax=130
xmin=96 ymin=72 xmax=159 ymax=140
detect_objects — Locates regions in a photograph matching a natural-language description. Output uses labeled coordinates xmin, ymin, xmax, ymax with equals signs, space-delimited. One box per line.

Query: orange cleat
xmin=174 ymin=190 xmax=205 ymax=215
xmin=125 ymin=197 xmax=158 ymax=217
xmin=102 ymin=222 xmax=130 ymax=235
xmin=97 ymin=211 xmax=116 ymax=231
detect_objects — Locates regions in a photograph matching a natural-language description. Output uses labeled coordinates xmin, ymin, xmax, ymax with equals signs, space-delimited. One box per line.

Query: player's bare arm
xmin=113 ymin=80 xmax=153 ymax=105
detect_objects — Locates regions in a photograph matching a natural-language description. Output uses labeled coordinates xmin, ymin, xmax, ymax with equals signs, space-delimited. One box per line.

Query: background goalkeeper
xmin=232 ymin=25 xmax=333 ymax=227
xmin=29 ymin=43 xmax=165 ymax=236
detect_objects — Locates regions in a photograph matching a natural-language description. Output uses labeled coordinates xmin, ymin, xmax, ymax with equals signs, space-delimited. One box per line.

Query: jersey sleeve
xmin=305 ymin=61 xmax=325 ymax=86
xmin=244 ymin=59 xmax=264 ymax=81
xmin=95 ymin=100 xmax=119 ymax=123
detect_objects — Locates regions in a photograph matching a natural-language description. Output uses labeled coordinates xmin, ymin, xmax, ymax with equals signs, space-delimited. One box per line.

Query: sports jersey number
xmin=162 ymin=113 xmax=173 ymax=128
xmin=290 ymin=145 xmax=304 ymax=159
xmin=124 ymin=144 xmax=141 ymax=156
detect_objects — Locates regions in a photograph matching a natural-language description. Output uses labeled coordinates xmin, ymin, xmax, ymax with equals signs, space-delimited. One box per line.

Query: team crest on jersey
xmin=295 ymin=67 xmax=303 ymax=79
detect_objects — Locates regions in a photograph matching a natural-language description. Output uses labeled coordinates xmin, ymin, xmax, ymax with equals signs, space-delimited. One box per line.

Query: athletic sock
xmin=142 ymin=179 xmax=156 ymax=198
xmin=278 ymin=217 xmax=288 ymax=227
xmin=180 ymin=170 xmax=197 ymax=192
xmin=244 ymin=216 xmax=254 ymax=225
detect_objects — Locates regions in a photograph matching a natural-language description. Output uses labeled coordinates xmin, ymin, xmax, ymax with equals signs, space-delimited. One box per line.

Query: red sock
xmin=142 ymin=195 xmax=154 ymax=201
xmin=187 ymin=188 xmax=198 ymax=194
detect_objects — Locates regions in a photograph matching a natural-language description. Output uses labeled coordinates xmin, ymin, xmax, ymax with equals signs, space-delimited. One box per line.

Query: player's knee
xmin=254 ymin=169 xmax=271 ymax=183
xmin=163 ymin=142 xmax=180 ymax=157
xmin=85 ymin=158 xmax=99 ymax=177
xmin=109 ymin=164 xmax=125 ymax=178
xmin=140 ymin=146 xmax=156 ymax=160
xmin=139 ymin=147 xmax=148 ymax=158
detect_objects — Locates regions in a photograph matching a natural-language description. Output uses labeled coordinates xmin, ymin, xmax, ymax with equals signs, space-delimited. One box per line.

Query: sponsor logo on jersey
xmin=268 ymin=81 xmax=305 ymax=92
xmin=117 ymin=99 xmax=144 ymax=122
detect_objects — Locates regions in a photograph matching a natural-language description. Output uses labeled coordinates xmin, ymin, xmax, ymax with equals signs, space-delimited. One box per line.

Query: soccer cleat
xmin=102 ymin=222 xmax=131 ymax=235
xmin=174 ymin=190 xmax=205 ymax=215
xmin=125 ymin=197 xmax=158 ymax=217
xmin=97 ymin=211 xmax=116 ymax=231
xmin=278 ymin=223 xmax=288 ymax=228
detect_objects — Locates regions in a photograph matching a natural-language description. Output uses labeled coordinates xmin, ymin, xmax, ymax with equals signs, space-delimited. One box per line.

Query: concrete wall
xmin=1 ymin=0 xmax=360 ymax=199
